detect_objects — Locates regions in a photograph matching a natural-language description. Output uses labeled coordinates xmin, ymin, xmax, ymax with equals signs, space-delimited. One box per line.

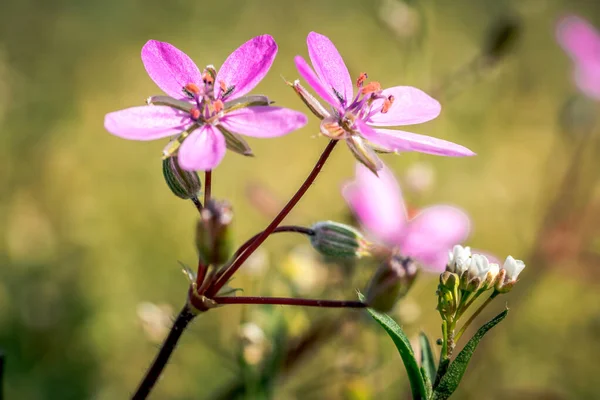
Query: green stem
xmin=454 ymin=292 xmax=498 ymax=343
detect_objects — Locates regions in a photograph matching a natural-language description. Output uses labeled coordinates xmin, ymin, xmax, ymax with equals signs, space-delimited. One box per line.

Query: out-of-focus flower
xmin=239 ymin=322 xmax=269 ymax=365
xmin=378 ymin=0 xmax=421 ymax=39
xmin=495 ymin=256 xmax=526 ymax=293
xmin=557 ymin=15 xmax=600 ymax=100
xmin=137 ymin=302 xmax=173 ymax=343
xmin=291 ymin=32 xmax=474 ymax=174
xmin=343 ymin=163 xmax=470 ymax=272
xmin=282 ymin=245 xmax=327 ymax=294
xmin=105 ymin=36 xmax=307 ymax=170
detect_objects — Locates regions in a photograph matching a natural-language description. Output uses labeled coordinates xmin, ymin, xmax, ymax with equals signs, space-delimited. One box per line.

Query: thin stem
xmin=206 ymin=140 xmax=338 ymax=297
xmin=0 ymin=351 xmax=4 ymax=400
xmin=204 ymin=170 xmax=212 ymax=205
xmin=212 ymin=225 xmax=315 ymax=285
xmin=213 ymin=296 xmax=366 ymax=309
xmin=456 ymin=289 xmax=485 ymax=321
xmin=454 ymin=292 xmax=498 ymax=343
xmin=191 ymin=196 xmax=203 ymax=213
xmin=132 ymin=305 xmax=196 ymax=400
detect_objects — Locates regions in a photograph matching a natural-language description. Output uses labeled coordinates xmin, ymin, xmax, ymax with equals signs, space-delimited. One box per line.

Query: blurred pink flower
xmin=105 ymin=36 xmax=307 ymax=171
xmin=293 ymin=32 xmax=474 ymax=173
xmin=557 ymin=15 xmax=600 ymax=100
xmin=342 ymin=163 xmax=470 ymax=272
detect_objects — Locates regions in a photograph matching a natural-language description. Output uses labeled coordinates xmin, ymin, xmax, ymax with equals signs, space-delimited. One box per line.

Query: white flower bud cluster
xmin=446 ymin=245 xmax=525 ymax=293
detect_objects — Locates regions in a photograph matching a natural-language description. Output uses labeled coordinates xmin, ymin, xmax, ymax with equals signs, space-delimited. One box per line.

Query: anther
xmin=184 ymin=83 xmax=201 ymax=96
xmin=213 ymin=100 xmax=224 ymax=113
xmin=190 ymin=108 xmax=201 ymax=120
xmin=381 ymin=95 xmax=395 ymax=113
xmin=356 ymin=72 xmax=368 ymax=87
xmin=219 ymin=80 xmax=227 ymax=93
xmin=361 ymin=81 xmax=382 ymax=95
xmin=202 ymin=72 xmax=214 ymax=85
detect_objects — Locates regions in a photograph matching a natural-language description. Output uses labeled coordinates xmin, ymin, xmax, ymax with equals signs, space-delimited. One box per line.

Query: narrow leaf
xmin=360 ymin=293 xmax=428 ymax=400
xmin=419 ymin=332 xmax=437 ymax=386
xmin=433 ymin=309 xmax=508 ymax=399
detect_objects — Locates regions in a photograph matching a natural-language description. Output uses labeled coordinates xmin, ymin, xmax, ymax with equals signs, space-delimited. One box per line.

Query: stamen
xmin=184 ymin=83 xmax=201 ymax=96
xmin=219 ymin=80 xmax=227 ymax=93
xmin=361 ymin=81 xmax=382 ymax=95
xmin=381 ymin=95 xmax=395 ymax=113
xmin=356 ymin=72 xmax=368 ymax=87
xmin=213 ymin=100 xmax=224 ymax=113
xmin=190 ymin=108 xmax=201 ymax=120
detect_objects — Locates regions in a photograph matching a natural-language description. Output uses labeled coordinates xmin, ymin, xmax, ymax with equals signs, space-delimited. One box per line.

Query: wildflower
xmin=291 ymin=32 xmax=474 ymax=173
xmin=105 ymin=36 xmax=307 ymax=170
xmin=495 ymin=256 xmax=525 ymax=293
xmin=447 ymin=245 xmax=472 ymax=274
xmin=343 ymin=163 xmax=470 ymax=272
xmin=557 ymin=15 xmax=600 ymax=100
xmin=464 ymin=254 xmax=499 ymax=292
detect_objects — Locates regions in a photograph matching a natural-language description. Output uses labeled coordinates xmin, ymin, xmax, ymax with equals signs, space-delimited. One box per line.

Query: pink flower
xmin=557 ymin=15 xmax=600 ymax=100
xmin=105 ymin=35 xmax=307 ymax=171
xmin=342 ymin=163 xmax=471 ymax=272
xmin=291 ymin=32 xmax=474 ymax=174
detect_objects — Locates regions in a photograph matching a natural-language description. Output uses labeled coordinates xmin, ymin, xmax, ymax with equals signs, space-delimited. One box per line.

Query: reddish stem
xmin=206 ymin=140 xmax=338 ymax=297
xmin=213 ymin=296 xmax=366 ymax=308
xmin=204 ymin=170 xmax=212 ymax=205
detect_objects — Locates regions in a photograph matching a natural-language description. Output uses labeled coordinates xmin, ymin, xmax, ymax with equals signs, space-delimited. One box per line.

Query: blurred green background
xmin=1 ymin=0 xmax=600 ymax=398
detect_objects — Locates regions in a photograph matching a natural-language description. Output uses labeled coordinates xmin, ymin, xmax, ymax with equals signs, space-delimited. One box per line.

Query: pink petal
xmin=556 ymin=15 xmax=600 ymax=66
xmin=367 ymin=86 xmax=441 ymax=126
xmin=357 ymin=122 xmax=475 ymax=157
xmin=104 ymin=106 xmax=190 ymax=140
xmin=178 ymin=125 xmax=226 ymax=171
xmin=141 ymin=40 xmax=202 ymax=99
xmin=400 ymin=205 xmax=471 ymax=272
xmin=574 ymin=65 xmax=600 ymax=100
xmin=220 ymin=106 xmax=307 ymax=138
xmin=215 ymin=35 xmax=277 ymax=100
xmin=306 ymin=32 xmax=354 ymax=105
xmin=342 ymin=163 xmax=407 ymax=245
xmin=294 ymin=55 xmax=341 ymax=108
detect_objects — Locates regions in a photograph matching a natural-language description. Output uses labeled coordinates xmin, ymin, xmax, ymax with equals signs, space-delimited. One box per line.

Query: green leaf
xmin=419 ymin=332 xmax=437 ymax=385
xmin=432 ymin=309 xmax=509 ymax=400
xmin=360 ymin=293 xmax=428 ymax=400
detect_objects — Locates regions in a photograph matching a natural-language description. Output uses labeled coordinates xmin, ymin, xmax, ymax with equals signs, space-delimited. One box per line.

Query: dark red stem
xmin=206 ymin=140 xmax=338 ymax=297
xmin=204 ymin=170 xmax=212 ymax=205
xmin=213 ymin=296 xmax=367 ymax=308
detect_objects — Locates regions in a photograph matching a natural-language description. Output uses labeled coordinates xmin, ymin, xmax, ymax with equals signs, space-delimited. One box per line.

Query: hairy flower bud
xmin=366 ymin=253 xmax=418 ymax=312
xmin=162 ymin=156 xmax=202 ymax=199
xmin=495 ymin=256 xmax=525 ymax=293
xmin=310 ymin=221 xmax=371 ymax=259
xmin=437 ymin=271 xmax=460 ymax=320
xmin=195 ymin=200 xmax=233 ymax=267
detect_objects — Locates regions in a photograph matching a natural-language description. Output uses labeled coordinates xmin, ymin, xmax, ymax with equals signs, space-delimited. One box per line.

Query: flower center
xmin=338 ymin=72 xmax=395 ymax=132
xmin=182 ymin=66 xmax=233 ymax=125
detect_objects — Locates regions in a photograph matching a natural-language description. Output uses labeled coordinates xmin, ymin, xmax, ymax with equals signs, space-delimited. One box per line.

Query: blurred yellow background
xmin=1 ymin=0 xmax=600 ymax=398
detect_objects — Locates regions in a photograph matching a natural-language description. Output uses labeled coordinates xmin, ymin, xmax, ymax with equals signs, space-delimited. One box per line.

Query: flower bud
xmin=495 ymin=256 xmax=525 ymax=293
xmin=437 ymin=271 xmax=459 ymax=320
xmin=162 ymin=156 xmax=202 ymax=199
xmin=366 ymin=253 xmax=418 ymax=312
xmin=195 ymin=200 xmax=233 ymax=267
xmin=309 ymin=221 xmax=371 ymax=259
xmin=447 ymin=245 xmax=471 ymax=274
xmin=463 ymin=254 xmax=500 ymax=292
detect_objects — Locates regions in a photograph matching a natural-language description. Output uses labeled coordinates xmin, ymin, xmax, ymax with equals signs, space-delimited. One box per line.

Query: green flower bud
xmin=365 ymin=253 xmax=418 ymax=312
xmin=310 ymin=221 xmax=371 ymax=259
xmin=162 ymin=156 xmax=202 ymax=200
xmin=195 ymin=200 xmax=233 ymax=267
xmin=437 ymin=271 xmax=460 ymax=320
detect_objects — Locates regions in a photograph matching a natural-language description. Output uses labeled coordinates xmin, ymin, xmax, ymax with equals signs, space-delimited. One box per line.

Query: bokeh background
xmin=1 ymin=0 xmax=600 ymax=398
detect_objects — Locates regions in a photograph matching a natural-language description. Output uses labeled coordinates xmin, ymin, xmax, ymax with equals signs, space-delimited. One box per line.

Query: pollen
xmin=381 ymin=95 xmax=395 ymax=113
xmin=356 ymin=72 xmax=368 ymax=87
xmin=213 ymin=100 xmax=224 ymax=113
xmin=219 ymin=80 xmax=227 ymax=93
xmin=202 ymin=72 xmax=214 ymax=85
xmin=190 ymin=108 xmax=201 ymax=120
xmin=361 ymin=81 xmax=381 ymax=95
xmin=184 ymin=83 xmax=201 ymax=96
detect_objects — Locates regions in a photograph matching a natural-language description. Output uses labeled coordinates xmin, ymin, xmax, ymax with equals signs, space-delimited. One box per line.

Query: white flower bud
xmin=495 ymin=256 xmax=526 ymax=293
xmin=447 ymin=245 xmax=471 ymax=274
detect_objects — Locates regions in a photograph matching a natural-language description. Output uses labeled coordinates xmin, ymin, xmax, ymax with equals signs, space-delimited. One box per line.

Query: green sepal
xmin=432 ymin=309 xmax=509 ymax=400
xmin=359 ymin=293 xmax=429 ymax=400
xmin=217 ymin=125 xmax=254 ymax=156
